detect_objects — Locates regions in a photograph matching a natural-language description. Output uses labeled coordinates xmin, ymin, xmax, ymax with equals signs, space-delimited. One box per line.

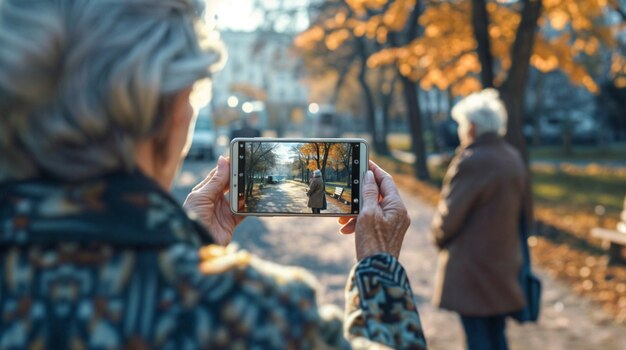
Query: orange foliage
xmin=612 ymin=54 xmax=626 ymax=88
xmin=296 ymin=0 xmax=622 ymax=96
xmin=299 ymin=143 xmax=342 ymax=172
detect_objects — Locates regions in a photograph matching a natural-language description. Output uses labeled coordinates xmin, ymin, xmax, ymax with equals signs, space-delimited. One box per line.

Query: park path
xmin=250 ymin=180 xmax=349 ymax=214
xmin=174 ymin=160 xmax=626 ymax=350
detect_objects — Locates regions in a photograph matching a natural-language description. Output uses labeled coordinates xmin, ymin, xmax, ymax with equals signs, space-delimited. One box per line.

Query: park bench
xmin=333 ymin=187 xmax=344 ymax=200
xmin=591 ymin=195 xmax=626 ymax=264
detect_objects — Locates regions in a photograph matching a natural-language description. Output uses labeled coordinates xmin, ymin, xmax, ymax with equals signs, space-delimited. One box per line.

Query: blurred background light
xmin=227 ymin=95 xmax=239 ymax=108
xmin=308 ymin=103 xmax=320 ymax=114
xmin=242 ymin=101 xmax=254 ymax=113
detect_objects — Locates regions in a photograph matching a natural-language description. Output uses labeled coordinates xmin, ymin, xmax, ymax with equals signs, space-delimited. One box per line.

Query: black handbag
xmin=322 ymin=193 xmax=328 ymax=210
xmin=511 ymin=211 xmax=542 ymax=323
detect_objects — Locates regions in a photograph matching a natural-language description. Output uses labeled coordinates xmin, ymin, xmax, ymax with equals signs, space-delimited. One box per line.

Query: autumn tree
xmin=244 ymin=143 xmax=278 ymax=200
xmin=290 ymin=145 xmax=313 ymax=182
xmin=294 ymin=142 xmax=355 ymax=187
xmin=295 ymin=0 xmax=397 ymax=156
xmin=299 ymin=142 xmax=334 ymax=180
xmin=333 ymin=143 xmax=353 ymax=186
xmin=297 ymin=0 xmax=432 ymax=179
xmin=297 ymin=0 xmax=623 ymax=180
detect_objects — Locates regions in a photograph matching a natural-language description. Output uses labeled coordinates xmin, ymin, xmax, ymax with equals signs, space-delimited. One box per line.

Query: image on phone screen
xmin=233 ymin=140 xmax=365 ymax=215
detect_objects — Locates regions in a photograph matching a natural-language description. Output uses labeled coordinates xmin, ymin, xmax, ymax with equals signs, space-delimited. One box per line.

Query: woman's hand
xmin=337 ymin=161 xmax=410 ymax=261
xmin=183 ymin=156 xmax=244 ymax=246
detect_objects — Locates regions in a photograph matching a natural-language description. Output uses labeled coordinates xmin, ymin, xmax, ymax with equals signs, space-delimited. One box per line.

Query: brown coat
xmin=431 ymin=133 xmax=528 ymax=316
xmin=307 ymin=176 xmax=325 ymax=208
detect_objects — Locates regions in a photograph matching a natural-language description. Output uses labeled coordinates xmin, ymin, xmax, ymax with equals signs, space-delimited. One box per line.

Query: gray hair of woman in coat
xmin=451 ymin=88 xmax=507 ymax=146
xmin=0 ymin=0 xmax=225 ymax=183
xmin=313 ymin=169 xmax=322 ymax=178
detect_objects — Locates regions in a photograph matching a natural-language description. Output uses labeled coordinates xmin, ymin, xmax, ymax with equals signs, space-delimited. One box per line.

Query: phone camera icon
xmin=353 ymin=198 xmax=359 ymax=203
xmin=353 ymin=179 xmax=359 ymax=184
xmin=239 ymin=155 xmax=244 ymax=159
xmin=354 ymin=160 xmax=359 ymax=165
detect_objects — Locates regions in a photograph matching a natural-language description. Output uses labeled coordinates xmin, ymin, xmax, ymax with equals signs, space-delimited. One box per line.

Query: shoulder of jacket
xmin=455 ymin=148 xmax=485 ymax=172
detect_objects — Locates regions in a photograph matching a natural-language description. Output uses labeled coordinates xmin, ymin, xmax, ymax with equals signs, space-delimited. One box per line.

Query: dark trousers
xmin=460 ymin=314 xmax=508 ymax=350
xmin=311 ymin=208 xmax=321 ymax=214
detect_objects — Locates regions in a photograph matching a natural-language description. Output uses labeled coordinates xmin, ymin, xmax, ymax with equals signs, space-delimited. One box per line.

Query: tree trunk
xmin=401 ymin=76 xmax=430 ymax=180
xmin=389 ymin=5 xmax=429 ymax=180
xmin=501 ymin=0 xmax=542 ymax=164
xmin=355 ymin=37 xmax=383 ymax=154
xmin=320 ymin=143 xmax=331 ymax=180
xmin=499 ymin=0 xmax=542 ymax=226
xmin=420 ymin=89 xmax=440 ymax=153
xmin=375 ymin=67 xmax=395 ymax=156
xmin=562 ymin=117 xmax=573 ymax=155
xmin=347 ymin=145 xmax=354 ymax=187
xmin=471 ymin=0 xmax=495 ymax=88
xmin=330 ymin=59 xmax=354 ymax=106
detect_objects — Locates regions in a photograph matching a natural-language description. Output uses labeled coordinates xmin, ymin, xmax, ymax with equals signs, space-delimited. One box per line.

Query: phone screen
xmin=232 ymin=139 xmax=365 ymax=215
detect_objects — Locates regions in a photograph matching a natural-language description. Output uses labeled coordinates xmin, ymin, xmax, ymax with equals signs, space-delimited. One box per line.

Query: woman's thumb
xmin=204 ymin=156 xmax=229 ymax=195
xmin=361 ymin=170 xmax=379 ymax=210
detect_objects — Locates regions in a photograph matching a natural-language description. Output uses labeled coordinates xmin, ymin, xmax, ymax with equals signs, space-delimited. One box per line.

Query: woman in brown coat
xmin=307 ymin=169 xmax=326 ymax=213
xmin=432 ymin=89 xmax=528 ymax=350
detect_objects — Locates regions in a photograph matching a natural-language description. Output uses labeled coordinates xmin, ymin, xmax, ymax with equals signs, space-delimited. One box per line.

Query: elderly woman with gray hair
xmin=307 ymin=169 xmax=326 ymax=214
xmin=432 ymin=89 xmax=530 ymax=350
xmin=0 ymin=0 xmax=425 ymax=348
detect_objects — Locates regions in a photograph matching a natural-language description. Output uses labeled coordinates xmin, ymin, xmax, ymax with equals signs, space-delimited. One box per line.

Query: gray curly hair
xmin=451 ymin=88 xmax=508 ymax=138
xmin=0 ymin=0 xmax=225 ymax=181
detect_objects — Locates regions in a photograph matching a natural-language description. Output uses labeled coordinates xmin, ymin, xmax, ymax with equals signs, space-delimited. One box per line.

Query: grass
xmin=387 ymin=133 xmax=412 ymax=151
xmin=532 ymin=166 xmax=626 ymax=218
xmin=530 ymin=142 xmax=626 ymax=162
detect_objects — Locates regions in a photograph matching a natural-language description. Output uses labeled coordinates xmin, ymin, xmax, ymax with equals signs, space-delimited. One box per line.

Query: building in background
xmin=211 ymin=30 xmax=310 ymax=137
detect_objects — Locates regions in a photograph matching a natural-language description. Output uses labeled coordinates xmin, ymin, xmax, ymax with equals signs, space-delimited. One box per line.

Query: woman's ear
xmin=143 ymin=88 xmax=195 ymax=190
xmin=169 ymin=88 xmax=194 ymax=128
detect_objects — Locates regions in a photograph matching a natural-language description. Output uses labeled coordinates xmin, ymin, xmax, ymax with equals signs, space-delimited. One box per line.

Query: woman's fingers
xmin=369 ymin=160 xmax=399 ymax=198
xmin=338 ymin=216 xmax=351 ymax=225
xmin=339 ymin=218 xmax=356 ymax=234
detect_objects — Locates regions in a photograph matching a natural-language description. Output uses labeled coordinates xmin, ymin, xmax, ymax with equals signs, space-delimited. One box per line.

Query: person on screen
xmin=307 ymin=169 xmax=326 ymax=214
xmin=0 ymin=0 xmax=425 ymax=348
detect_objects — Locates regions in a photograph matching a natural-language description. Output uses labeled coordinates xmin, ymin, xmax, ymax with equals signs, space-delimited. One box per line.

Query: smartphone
xmin=230 ymin=138 xmax=368 ymax=216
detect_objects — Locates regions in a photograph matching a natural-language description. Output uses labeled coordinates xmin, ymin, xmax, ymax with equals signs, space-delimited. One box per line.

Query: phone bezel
xmin=230 ymin=137 xmax=368 ymax=217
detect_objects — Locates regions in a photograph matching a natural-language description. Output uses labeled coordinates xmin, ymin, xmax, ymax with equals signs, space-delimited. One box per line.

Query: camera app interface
xmin=236 ymin=141 xmax=362 ymax=214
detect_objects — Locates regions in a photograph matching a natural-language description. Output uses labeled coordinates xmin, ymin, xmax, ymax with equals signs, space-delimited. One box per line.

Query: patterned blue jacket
xmin=0 ymin=172 xmax=427 ymax=349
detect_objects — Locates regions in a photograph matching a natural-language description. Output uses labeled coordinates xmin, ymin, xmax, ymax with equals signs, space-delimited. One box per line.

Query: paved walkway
xmin=249 ymin=181 xmax=350 ymax=214
xmin=232 ymin=185 xmax=626 ymax=350
xmin=174 ymin=161 xmax=626 ymax=350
